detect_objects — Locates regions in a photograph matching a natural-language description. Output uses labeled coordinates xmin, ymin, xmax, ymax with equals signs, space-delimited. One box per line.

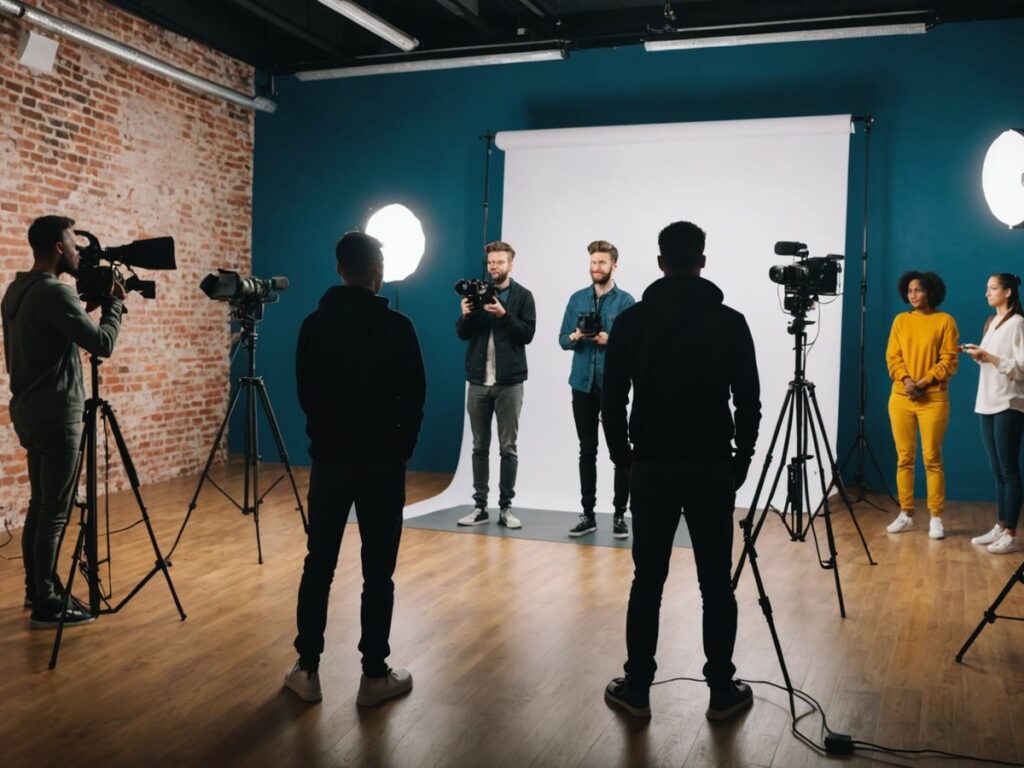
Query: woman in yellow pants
xmin=885 ymin=271 xmax=959 ymax=539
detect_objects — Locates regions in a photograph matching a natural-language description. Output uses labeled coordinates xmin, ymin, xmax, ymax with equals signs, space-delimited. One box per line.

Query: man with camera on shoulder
xmin=2 ymin=215 xmax=124 ymax=629
xmin=456 ymin=240 xmax=536 ymax=529
xmin=558 ymin=240 xmax=635 ymax=538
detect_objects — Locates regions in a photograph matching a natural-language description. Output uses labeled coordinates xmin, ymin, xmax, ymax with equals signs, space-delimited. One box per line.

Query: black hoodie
xmin=602 ymin=275 xmax=761 ymax=466
xmin=2 ymin=270 xmax=122 ymax=426
xmin=295 ymin=285 xmax=426 ymax=463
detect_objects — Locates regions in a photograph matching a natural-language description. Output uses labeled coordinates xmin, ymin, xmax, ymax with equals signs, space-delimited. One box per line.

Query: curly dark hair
xmin=897 ymin=270 xmax=946 ymax=309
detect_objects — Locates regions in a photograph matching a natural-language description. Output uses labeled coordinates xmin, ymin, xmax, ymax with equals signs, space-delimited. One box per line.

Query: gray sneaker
xmin=357 ymin=668 xmax=413 ymax=706
xmin=283 ymin=661 xmax=322 ymax=703
xmin=457 ymin=507 xmax=489 ymax=526
xmin=498 ymin=507 xmax=522 ymax=529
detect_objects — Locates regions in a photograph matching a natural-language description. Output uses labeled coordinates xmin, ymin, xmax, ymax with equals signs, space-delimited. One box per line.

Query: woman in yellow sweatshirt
xmin=885 ymin=271 xmax=959 ymax=539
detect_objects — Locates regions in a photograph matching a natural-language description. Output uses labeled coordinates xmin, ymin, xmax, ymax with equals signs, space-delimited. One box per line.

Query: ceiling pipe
xmin=0 ymin=0 xmax=276 ymax=113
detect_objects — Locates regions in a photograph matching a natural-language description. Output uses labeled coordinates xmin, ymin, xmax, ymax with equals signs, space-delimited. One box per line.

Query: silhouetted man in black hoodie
xmin=285 ymin=232 xmax=426 ymax=707
xmin=601 ymin=221 xmax=761 ymax=721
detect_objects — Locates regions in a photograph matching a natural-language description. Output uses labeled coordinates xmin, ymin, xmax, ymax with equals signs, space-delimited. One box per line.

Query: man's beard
xmin=59 ymin=253 xmax=78 ymax=277
xmin=490 ymin=268 xmax=509 ymax=283
xmin=591 ymin=271 xmax=611 ymax=286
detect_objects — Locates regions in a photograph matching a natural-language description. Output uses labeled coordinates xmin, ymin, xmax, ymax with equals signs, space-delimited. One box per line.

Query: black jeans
xmin=980 ymin=409 xmax=1024 ymax=530
xmin=14 ymin=417 xmax=83 ymax=611
xmin=294 ymin=459 xmax=405 ymax=676
xmin=624 ymin=459 xmax=737 ymax=690
xmin=571 ymin=387 xmax=629 ymax=515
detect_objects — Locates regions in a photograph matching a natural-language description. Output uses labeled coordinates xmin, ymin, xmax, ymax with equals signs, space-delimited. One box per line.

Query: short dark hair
xmin=335 ymin=231 xmax=383 ymax=278
xmin=484 ymin=240 xmax=515 ymax=259
xmin=897 ymin=270 xmax=946 ymax=309
xmin=28 ymin=215 xmax=75 ymax=256
xmin=658 ymin=221 xmax=705 ymax=270
xmin=587 ymin=239 xmax=618 ymax=263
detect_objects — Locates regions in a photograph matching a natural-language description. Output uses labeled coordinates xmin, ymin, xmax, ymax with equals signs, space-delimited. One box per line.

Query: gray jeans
xmin=467 ymin=383 xmax=524 ymax=508
xmin=14 ymin=417 xmax=83 ymax=610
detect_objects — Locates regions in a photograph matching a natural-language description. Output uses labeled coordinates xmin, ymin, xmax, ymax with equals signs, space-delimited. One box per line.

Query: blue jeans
xmin=466 ymin=383 xmax=524 ymax=508
xmin=980 ymin=410 xmax=1024 ymax=530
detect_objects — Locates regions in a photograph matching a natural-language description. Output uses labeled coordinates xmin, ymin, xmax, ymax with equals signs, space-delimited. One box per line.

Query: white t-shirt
xmin=484 ymin=331 xmax=497 ymax=386
xmin=974 ymin=313 xmax=1024 ymax=414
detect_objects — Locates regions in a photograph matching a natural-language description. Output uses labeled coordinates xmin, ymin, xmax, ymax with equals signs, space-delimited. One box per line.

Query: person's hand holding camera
xmin=460 ymin=297 xmax=473 ymax=317
xmin=595 ymin=331 xmax=609 ymax=346
xmin=483 ymin=298 xmax=506 ymax=318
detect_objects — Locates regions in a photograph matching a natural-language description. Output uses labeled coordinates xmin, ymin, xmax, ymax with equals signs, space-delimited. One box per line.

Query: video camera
xmin=74 ymin=230 xmax=176 ymax=305
xmin=200 ymin=269 xmax=289 ymax=322
xmin=769 ymin=241 xmax=843 ymax=315
xmin=454 ymin=278 xmax=496 ymax=309
xmin=577 ymin=311 xmax=601 ymax=336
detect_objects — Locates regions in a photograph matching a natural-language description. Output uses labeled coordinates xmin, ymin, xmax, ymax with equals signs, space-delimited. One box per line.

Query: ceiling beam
xmin=430 ymin=0 xmax=501 ymax=37
xmin=226 ymin=0 xmax=350 ymax=60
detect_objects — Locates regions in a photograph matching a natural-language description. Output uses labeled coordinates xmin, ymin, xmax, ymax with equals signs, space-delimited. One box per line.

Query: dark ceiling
xmin=104 ymin=0 xmax=1024 ymax=75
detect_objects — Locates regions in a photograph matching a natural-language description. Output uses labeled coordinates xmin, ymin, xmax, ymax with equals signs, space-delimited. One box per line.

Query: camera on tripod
xmin=577 ymin=311 xmax=601 ymax=337
xmin=454 ymin=278 xmax=496 ymax=309
xmin=769 ymin=241 xmax=843 ymax=315
xmin=200 ymin=269 xmax=290 ymax=321
xmin=74 ymin=230 xmax=177 ymax=305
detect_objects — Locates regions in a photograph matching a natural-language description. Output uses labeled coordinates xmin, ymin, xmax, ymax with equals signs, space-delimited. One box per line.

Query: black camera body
xmin=454 ymin=278 xmax=496 ymax=309
xmin=75 ymin=230 xmax=176 ymax=305
xmin=769 ymin=241 xmax=843 ymax=314
xmin=577 ymin=311 xmax=601 ymax=336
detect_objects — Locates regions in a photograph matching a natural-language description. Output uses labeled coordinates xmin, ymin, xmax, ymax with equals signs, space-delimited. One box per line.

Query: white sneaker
xmin=987 ymin=533 xmax=1023 ymax=555
xmin=457 ymin=507 xmax=489 ymax=526
xmin=498 ymin=507 xmax=522 ymax=529
xmin=972 ymin=524 xmax=1005 ymax=545
xmin=928 ymin=517 xmax=945 ymax=540
xmin=886 ymin=511 xmax=915 ymax=534
xmin=284 ymin=661 xmax=322 ymax=702
xmin=356 ymin=668 xmax=413 ymax=706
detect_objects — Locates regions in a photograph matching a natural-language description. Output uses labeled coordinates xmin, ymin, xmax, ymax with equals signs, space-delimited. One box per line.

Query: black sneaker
xmin=29 ymin=604 xmax=96 ymax=630
xmin=457 ymin=507 xmax=489 ymax=526
xmin=569 ymin=514 xmax=597 ymax=537
xmin=706 ymin=680 xmax=753 ymax=721
xmin=604 ymin=677 xmax=651 ymax=718
xmin=612 ymin=510 xmax=629 ymax=539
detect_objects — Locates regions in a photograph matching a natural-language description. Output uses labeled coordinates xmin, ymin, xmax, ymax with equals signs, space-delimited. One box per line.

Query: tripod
xmin=956 ymin=559 xmax=1024 ymax=662
xmin=167 ymin=307 xmax=307 ymax=564
xmin=838 ymin=115 xmax=897 ymax=511
xmin=50 ymin=356 xmax=186 ymax=669
xmin=732 ymin=306 xmax=874 ymax=618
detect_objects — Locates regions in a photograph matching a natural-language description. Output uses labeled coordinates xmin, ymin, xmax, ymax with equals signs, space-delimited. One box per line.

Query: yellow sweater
xmin=886 ymin=310 xmax=959 ymax=400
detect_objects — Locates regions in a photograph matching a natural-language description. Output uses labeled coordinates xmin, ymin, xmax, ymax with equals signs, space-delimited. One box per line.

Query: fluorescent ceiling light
xmin=317 ymin=0 xmax=418 ymax=52
xmin=297 ymin=48 xmax=566 ymax=80
xmin=645 ymin=23 xmax=927 ymax=51
xmin=365 ymin=204 xmax=426 ymax=283
xmin=983 ymin=129 xmax=1024 ymax=229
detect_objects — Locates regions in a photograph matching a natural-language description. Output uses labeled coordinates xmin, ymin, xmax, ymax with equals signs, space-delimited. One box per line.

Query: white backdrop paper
xmin=408 ymin=115 xmax=851 ymax=518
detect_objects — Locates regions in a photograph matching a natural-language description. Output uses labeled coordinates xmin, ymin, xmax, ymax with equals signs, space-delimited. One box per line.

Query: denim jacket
xmin=558 ymin=283 xmax=635 ymax=393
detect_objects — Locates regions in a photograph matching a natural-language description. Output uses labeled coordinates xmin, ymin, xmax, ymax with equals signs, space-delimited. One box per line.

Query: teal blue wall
xmin=249 ymin=19 xmax=1024 ymax=501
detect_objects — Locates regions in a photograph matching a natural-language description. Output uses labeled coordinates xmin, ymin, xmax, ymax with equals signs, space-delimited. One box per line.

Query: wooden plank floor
xmin=1 ymin=461 xmax=1023 ymax=767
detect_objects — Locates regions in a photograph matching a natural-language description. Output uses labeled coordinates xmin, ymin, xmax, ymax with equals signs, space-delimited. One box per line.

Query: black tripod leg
xmin=733 ymin=387 xmax=795 ymax=587
xmin=168 ymin=380 xmax=245 ymax=561
xmin=103 ymin=404 xmax=186 ymax=620
xmin=244 ymin=377 xmax=263 ymax=565
xmin=48 ymin=515 xmax=88 ymax=670
xmin=956 ymin=559 xmax=1024 ymax=662
xmin=803 ymin=390 xmax=846 ymax=618
xmin=254 ymin=379 xmax=308 ymax=533
xmin=865 ymin=437 xmax=899 ymax=508
xmin=807 ymin=386 xmax=876 ymax=566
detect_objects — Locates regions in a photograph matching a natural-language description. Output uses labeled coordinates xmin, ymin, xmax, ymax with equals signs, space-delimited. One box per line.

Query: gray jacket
xmin=2 ymin=271 xmax=122 ymax=426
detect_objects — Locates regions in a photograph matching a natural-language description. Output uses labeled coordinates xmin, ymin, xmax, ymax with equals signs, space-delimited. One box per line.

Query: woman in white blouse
xmin=963 ymin=273 xmax=1024 ymax=554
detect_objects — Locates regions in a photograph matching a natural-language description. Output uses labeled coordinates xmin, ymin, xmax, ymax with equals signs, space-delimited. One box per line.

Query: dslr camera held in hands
xmin=769 ymin=241 xmax=843 ymax=315
xmin=577 ymin=311 xmax=601 ymax=337
xmin=74 ymin=230 xmax=177 ymax=305
xmin=454 ymin=278 xmax=496 ymax=309
xmin=200 ymin=269 xmax=290 ymax=322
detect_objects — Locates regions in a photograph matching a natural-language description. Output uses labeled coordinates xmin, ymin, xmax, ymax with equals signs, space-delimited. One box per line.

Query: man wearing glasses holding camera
xmin=2 ymin=215 xmax=124 ymax=629
xmin=558 ymin=240 xmax=635 ymax=539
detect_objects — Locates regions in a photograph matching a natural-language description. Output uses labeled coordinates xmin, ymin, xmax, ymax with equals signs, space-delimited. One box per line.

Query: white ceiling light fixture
xmin=983 ymin=129 xmax=1024 ymax=229
xmin=316 ymin=0 xmax=418 ymax=52
xmin=296 ymin=48 xmax=565 ymax=80
xmin=645 ymin=22 xmax=927 ymax=51
xmin=365 ymin=204 xmax=426 ymax=282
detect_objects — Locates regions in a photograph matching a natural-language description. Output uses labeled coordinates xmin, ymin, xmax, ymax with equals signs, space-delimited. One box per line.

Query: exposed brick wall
xmin=0 ymin=1 xmax=254 ymax=527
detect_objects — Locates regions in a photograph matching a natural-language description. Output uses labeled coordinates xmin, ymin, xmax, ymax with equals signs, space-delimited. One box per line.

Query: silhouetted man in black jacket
xmin=601 ymin=221 xmax=761 ymax=722
xmin=285 ymin=232 xmax=426 ymax=707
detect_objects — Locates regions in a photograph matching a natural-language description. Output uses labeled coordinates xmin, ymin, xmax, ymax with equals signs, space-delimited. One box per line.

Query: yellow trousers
xmin=888 ymin=393 xmax=949 ymax=515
